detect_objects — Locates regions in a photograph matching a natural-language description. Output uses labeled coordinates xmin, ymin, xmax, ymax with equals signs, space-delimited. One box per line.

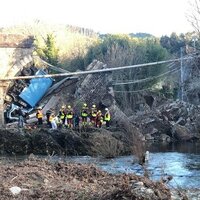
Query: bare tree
xmin=187 ymin=0 xmax=200 ymax=37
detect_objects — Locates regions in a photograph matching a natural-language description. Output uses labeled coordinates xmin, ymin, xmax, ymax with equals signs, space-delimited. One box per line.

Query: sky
xmin=0 ymin=0 xmax=195 ymax=37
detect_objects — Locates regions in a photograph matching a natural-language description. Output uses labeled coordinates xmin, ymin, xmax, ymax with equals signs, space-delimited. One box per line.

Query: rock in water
xmin=145 ymin=151 xmax=150 ymax=162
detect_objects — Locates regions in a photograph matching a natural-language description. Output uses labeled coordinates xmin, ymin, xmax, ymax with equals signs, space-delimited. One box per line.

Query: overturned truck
xmin=4 ymin=66 xmax=53 ymax=123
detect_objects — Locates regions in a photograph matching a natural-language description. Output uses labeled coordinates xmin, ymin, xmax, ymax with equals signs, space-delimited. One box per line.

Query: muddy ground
xmin=0 ymin=156 xmax=172 ymax=200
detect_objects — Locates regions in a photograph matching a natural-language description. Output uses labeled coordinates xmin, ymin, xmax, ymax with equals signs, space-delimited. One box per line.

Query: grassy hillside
xmin=0 ymin=21 xmax=99 ymax=71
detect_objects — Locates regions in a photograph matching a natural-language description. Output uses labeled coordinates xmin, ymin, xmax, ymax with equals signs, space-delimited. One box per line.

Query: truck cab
xmin=4 ymin=68 xmax=53 ymax=123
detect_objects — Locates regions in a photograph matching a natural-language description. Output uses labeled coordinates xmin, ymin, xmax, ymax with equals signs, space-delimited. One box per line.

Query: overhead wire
xmin=0 ymin=55 xmax=197 ymax=81
xmin=112 ymin=61 xmax=176 ymax=84
xmin=114 ymin=87 xmax=154 ymax=93
xmin=112 ymin=53 xmax=197 ymax=86
xmin=113 ymin=53 xmax=198 ymax=92
xmin=36 ymin=57 xmax=70 ymax=73
xmin=113 ymin=65 xmax=181 ymax=93
xmin=112 ymin=67 xmax=180 ymax=86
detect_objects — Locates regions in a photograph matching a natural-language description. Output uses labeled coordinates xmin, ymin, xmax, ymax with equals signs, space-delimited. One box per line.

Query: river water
xmin=62 ymin=141 xmax=200 ymax=189
xmin=1 ymin=141 xmax=200 ymax=190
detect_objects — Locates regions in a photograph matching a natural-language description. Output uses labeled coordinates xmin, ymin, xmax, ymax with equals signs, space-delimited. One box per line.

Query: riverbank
xmin=0 ymin=156 xmax=171 ymax=200
xmin=2 ymin=156 xmax=200 ymax=200
xmin=1 ymin=128 xmax=200 ymax=199
xmin=0 ymin=127 xmax=132 ymax=157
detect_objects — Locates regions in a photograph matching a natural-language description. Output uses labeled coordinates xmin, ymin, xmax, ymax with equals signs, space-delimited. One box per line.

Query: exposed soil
xmin=0 ymin=156 xmax=171 ymax=200
xmin=0 ymin=127 xmax=132 ymax=158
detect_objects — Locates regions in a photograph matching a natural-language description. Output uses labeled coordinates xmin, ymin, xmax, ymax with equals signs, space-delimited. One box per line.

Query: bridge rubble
xmin=0 ymin=34 xmax=34 ymax=126
xmin=0 ymin=34 xmax=199 ymax=159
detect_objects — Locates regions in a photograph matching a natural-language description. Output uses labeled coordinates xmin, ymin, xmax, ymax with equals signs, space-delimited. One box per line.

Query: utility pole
xmin=192 ymin=37 xmax=198 ymax=50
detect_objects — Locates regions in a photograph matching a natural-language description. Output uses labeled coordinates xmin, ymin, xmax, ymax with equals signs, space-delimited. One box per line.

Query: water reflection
xmin=147 ymin=141 xmax=200 ymax=154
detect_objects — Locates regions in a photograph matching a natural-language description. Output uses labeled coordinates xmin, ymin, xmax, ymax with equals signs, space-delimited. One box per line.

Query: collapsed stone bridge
xmin=0 ymin=34 xmax=34 ymax=127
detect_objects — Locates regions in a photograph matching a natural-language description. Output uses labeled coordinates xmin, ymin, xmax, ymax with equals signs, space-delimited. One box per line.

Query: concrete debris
xmin=9 ymin=186 xmax=22 ymax=195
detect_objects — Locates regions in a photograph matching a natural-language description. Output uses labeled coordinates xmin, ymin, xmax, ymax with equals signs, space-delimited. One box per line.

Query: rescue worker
xmin=104 ymin=108 xmax=111 ymax=128
xmin=55 ymin=114 xmax=62 ymax=128
xmin=49 ymin=113 xmax=57 ymax=130
xmin=46 ymin=108 xmax=53 ymax=127
xmin=66 ymin=105 xmax=74 ymax=128
xmin=17 ymin=106 xmax=25 ymax=128
xmin=81 ymin=103 xmax=89 ymax=126
xmin=58 ymin=105 xmax=66 ymax=126
xmin=90 ymin=104 xmax=97 ymax=126
xmin=36 ymin=107 xmax=43 ymax=125
xmin=96 ymin=110 xmax=103 ymax=128
xmin=73 ymin=113 xmax=80 ymax=131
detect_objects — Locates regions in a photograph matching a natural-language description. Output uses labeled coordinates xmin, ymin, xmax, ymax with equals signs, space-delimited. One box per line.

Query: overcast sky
xmin=0 ymin=0 xmax=194 ymax=36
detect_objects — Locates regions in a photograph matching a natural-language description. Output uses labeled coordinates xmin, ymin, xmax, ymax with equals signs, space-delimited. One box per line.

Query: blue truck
xmin=5 ymin=68 xmax=53 ymax=122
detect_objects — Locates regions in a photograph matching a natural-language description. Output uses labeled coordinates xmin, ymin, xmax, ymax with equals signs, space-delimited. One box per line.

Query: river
xmin=1 ymin=141 xmax=200 ymax=190
xmin=61 ymin=141 xmax=200 ymax=189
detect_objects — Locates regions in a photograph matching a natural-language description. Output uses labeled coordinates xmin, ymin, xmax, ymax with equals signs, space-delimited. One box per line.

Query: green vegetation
xmin=29 ymin=23 xmax=196 ymax=111
xmin=1 ymin=21 xmax=196 ymax=111
xmin=160 ymin=32 xmax=199 ymax=55
xmin=35 ymin=34 xmax=59 ymax=65
xmin=129 ymin=32 xmax=154 ymax=38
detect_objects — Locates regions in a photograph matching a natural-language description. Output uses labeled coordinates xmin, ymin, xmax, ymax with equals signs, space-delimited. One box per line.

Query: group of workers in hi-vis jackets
xmin=35 ymin=103 xmax=111 ymax=130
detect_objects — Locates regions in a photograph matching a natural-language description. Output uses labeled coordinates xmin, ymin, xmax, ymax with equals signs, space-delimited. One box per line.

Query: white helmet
xmin=105 ymin=108 xmax=108 ymax=111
